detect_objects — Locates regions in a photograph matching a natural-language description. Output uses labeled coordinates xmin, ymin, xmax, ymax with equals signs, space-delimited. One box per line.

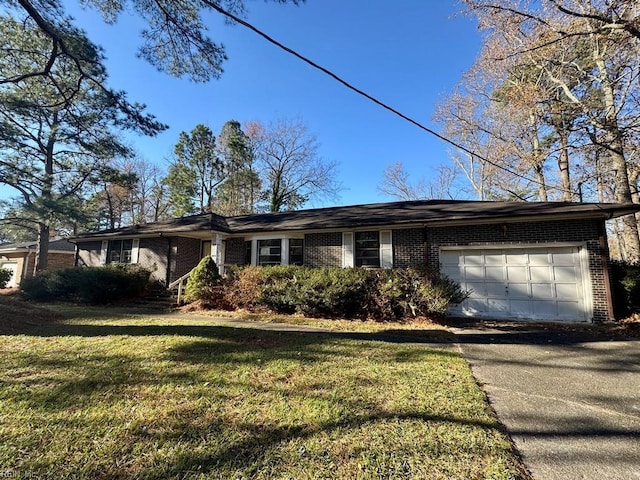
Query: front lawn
xmin=0 ymin=308 xmax=528 ymax=479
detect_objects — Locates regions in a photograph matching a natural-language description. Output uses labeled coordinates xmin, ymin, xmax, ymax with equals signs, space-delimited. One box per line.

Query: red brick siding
xmin=46 ymin=253 xmax=74 ymax=270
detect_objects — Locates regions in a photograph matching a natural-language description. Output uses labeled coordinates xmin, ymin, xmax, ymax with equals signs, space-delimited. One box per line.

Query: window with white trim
xmin=355 ymin=231 xmax=380 ymax=267
xmin=258 ymin=239 xmax=282 ymax=266
xmin=108 ymin=239 xmax=133 ymax=264
xmin=289 ymin=238 xmax=304 ymax=265
xmin=342 ymin=230 xmax=392 ymax=269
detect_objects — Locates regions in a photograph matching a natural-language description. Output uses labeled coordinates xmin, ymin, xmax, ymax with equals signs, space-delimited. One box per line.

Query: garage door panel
xmin=510 ymin=300 xmax=533 ymax=316
xmin=528 ymin=252 xmax=550 ymax=265
xmin=506 ymin=266 xmax=528 ymax=282
xmin=441 ymin=267 xmax=460 ymax=279
xmin=505 ymin=252 xmax=527 ymax=264
xmin=443 ymin=246 xmax=590 ymax=322
xmin=530 ymin=266 xmax=551 ymax=282
xmin=508 ymin=283 xmax=530 ymax=299
xmin=464 ymin=266 xmax=485 ymax=279
xmin=485 ymin=266 xmax=505 ymax=281
xmin=553 ymin=265 xmax=578 ymax=282
xmin=532 ymin=300 xmax=557 ymax=316
xmin=484 ymin=253 xmax=504 ymax=265
xmin=558 ymin=301 xmax=581 ymax=317
xmin=487 ymin=298 xmax=509 ymax=313
xmin=466 ymin=283 xmax=487 ymax=297
xmin=486 ymin=282 xmax=506 ymax=297
xmin=465 ymin=299 xmax=486 ymax=314
xmin=440 ymin=251 xmax=460 ymax=266
xmin=531 ymin=283 xmax=553 ymax=298
xmin=464 ymin=253 xmax=484 ymax=265
xmin=551 ymin=251 xmax=577 ymax=265
xmin=556 ymin=282 xmax=579 ymax=299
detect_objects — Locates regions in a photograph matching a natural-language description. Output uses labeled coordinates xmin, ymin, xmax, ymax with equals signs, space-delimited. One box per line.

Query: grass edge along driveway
xmin=0 ymin=312 xmax=529 ymax=479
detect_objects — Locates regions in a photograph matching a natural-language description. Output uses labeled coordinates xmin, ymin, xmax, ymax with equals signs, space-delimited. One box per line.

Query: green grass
xmin=0 ymin=308 xmax=528 ymax=479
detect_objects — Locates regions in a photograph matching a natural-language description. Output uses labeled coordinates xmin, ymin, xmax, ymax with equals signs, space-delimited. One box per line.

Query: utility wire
xmin=204 ymin=0 xmax=568 ymax=194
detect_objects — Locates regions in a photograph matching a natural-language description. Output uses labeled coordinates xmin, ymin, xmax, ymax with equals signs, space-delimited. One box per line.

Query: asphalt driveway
xmin=453 ymin=324 xmax=640 ymax=480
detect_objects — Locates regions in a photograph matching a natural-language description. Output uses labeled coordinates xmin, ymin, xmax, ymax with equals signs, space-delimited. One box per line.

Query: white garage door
xmin=441 ymin=246 xmax=591 ymax=322
xmin=0 ymin=261 xmax=19 ymax=288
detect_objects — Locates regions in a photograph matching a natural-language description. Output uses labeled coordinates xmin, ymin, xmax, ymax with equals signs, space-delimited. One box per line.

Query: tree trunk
xmin=36 ymin=116 xmax=57 ymax=272
xmin=594 ymin=46 xmax=640 ymax=262
xmin=557 ymin=130 xmax=572 ymax=201
xmin=34 ymin=223 xmax=50 ymax=274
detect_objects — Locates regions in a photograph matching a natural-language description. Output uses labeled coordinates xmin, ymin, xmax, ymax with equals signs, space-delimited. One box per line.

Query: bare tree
xmin=378 ymin=162 xmax=458 ymax=201
xmin=249 ymin=118 xmax=340 ymax=212
xmin=455 ymin=0 xmax=640 ymax=260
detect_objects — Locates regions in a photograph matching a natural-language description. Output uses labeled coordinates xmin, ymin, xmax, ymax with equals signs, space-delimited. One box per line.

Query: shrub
xmin=611 ymin=260 xmax=640 ymax=317
xmin=20 ymin=265 xmax=151 ymax=304
xmin=224 ymin=266 xmax=264 ymax=309
xmin=219 ymin=265 xmax=467 ymax=321
xmin=184 ymin=256 xmax=221 ymax=303
xmin=0 ymin=268 xmax=13 ymax=289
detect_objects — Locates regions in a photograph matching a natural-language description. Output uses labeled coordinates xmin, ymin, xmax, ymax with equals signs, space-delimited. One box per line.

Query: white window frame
xmin=342 ymin=230 xmax=393 ymax=269
xmin=100 ymin=238 xmax=139 ymax=265
xmin=244 ymin=234 xmax=305 ymax=266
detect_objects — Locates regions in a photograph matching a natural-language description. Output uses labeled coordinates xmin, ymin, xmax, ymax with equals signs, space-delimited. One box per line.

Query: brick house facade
xmin=71 ymin=200 xmax=639 ymax=323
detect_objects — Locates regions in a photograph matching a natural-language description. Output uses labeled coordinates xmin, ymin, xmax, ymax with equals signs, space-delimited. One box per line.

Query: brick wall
xmin=138 ymin=237 xmax=170 ymax=284
xmin=392 ymin=228 xmax=425 ymax=269
xmin=225 ymin=237 xmax=246 ymax=266
xmin=304 ymin=232 xmax=342 ymax=267
xmin=46 ymin=253 xmax=75 ymax=270
xmin=426 ymin=218 xmax=610 ymax=322
xmin=173 ymin=237 xmax=202 ymax=282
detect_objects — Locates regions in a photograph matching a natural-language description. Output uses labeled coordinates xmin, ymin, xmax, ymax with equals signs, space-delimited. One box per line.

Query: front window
xmin=289 ymin=238 xmax=304 ymax=266
xmin=355 ymin=231 xmax=380 ymax=268
xmin=108 ymin=239 xmax=133 ymax=264
xmin=258 ymin=239 xmax=281 ymax=266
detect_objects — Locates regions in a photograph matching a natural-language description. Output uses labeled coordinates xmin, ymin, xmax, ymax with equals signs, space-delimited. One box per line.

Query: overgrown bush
xmin=223 ymin=266 xmax=467 ymax=321
xmin=20 ymin=264 xmax=151 ymax=304
xmin=184 ymin=256 xmax=221 ymax=303
xmin=611 ymin=260 xmax=640 ymax=317
xmin=0 ymin=268 xmax=13 ymax=289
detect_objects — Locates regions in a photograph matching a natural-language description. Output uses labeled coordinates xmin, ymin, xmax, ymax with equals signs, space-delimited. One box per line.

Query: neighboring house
xmin=0 ymin=238 xmax=76 ymax=288
xmin=71 ymin=200 xmax=640 ymax=323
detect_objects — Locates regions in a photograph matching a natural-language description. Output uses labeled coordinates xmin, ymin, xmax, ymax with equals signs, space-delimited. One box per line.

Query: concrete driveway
xmin=453 ymin=324 xmax=640 ymax=480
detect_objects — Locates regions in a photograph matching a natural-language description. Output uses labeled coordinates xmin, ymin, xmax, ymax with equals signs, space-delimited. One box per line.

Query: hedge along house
xmin=70 ymin=200 xmax=640 ymax=323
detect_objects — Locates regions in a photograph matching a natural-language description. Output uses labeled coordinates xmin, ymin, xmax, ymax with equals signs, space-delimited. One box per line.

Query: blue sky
xmin=2 ymin=0 xmax=482 ymax=207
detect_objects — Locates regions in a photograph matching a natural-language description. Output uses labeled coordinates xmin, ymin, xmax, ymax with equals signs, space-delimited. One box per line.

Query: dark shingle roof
xmin=0 ymin=238 xmax=76 ymax=252
xmin=70 ymin=200 xmax=640 ymax=239
xmin=225 ymin=200 xmax=640 ymax=232
xmin=71 ymin=213 xmax=230 ymax=239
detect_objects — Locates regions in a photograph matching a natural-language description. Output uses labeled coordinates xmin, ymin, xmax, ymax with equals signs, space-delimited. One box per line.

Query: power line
xmin=204 ymin=0 xmax=568 ymax=195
